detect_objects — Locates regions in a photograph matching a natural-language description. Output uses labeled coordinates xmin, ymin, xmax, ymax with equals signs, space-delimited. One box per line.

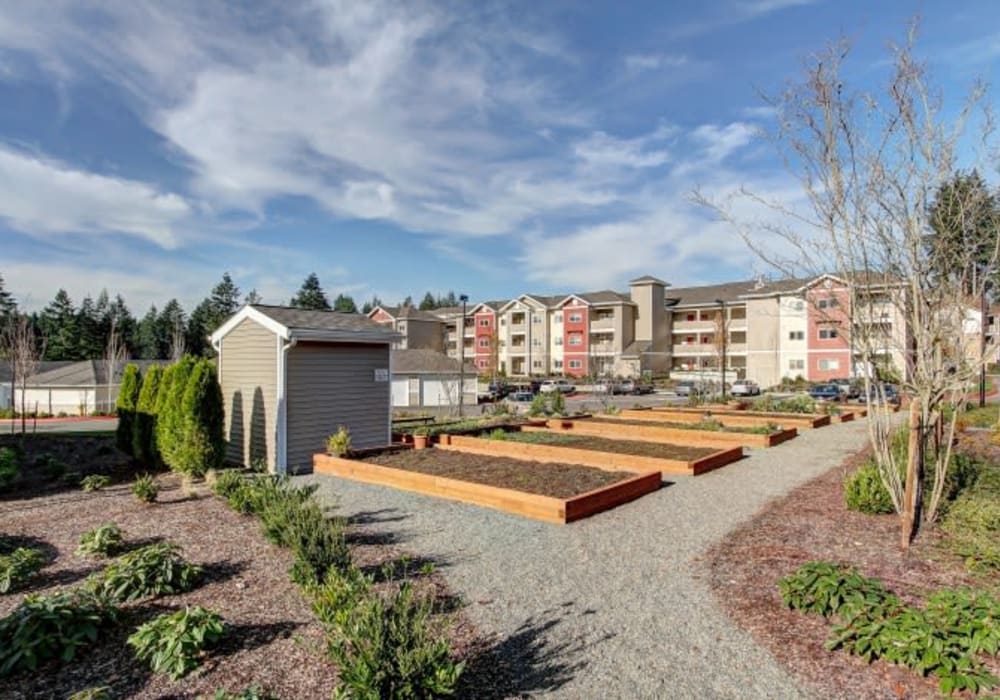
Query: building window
xmin=568 ymin=334 xmax=582 ymax=346
xmin=478 ymin=318 xmax=490 ymax=327
xmin=819 ymin=358 xmax=840 ymax=371
xmin=568 ymin=313 xmax=582 ymax=323
xmin=686 ymin=313 xmax=695 ymax=321
xmin=788 ymin=331 xmax=804 ymax=341
xmin=532 ymin=314 xmax=541 ymax=323
xmin=818 ymin=328 xmax=839 ymax=340
xmin=397 ymin=322 xmax=407 ymax=331
xmin=478 ymin=338 xmax=489 ymax=348
xmin=568 ymin=360 xmax=582 ymax=369
xmin=554 ymin=313 xmax=562 ymax=323
xmin=532 ymin=338 xmax=541 ymax=346
xmin=555 ymin=336 xmax=563 ymax=346
xmin=792 ymin=300 xmax=804 ymax=311
xmin=789 ymin=359 xmax=805 ymax=370
xmin=532 ymin=360 xmax=542 ymax=369
xmin=817 ymin=297 xmax=839 ymax=310
xmin=500 ymin=318 xmax=506 ymax=326
xmin=554 ymin=359 xmax=563 ymax=369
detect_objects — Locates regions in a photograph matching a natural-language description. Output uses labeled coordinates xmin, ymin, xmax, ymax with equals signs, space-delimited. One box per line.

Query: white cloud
xmin=624 ymin=53 xmax=690 ymax=74
xmin=574 ymin=126 xmax=675 ymax=169
xmin=0 ymin=145 xmax=190 ymax=246
xmin=691 ymin=122 xmax=759 ymax=162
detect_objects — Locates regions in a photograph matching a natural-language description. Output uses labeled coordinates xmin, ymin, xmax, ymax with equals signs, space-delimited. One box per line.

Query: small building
xmin=210 ymin=304 xmax=397 ymax=474
xmin=7 ymin=360 xmax=154 ymax=415
xmin=390 ymin=349 xmax=477 ymax=408
xmin=367 ymin=305 xmax=447 ymax=351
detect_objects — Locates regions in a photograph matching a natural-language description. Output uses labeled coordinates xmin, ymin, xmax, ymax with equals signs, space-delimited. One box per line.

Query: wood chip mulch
xmin=702 ymin=436 xmax=999 ymax=700
xmin=0 ymin=473 xmax=481 ymax=700
xmin=506 ymin=432 xmax=718 ymax=460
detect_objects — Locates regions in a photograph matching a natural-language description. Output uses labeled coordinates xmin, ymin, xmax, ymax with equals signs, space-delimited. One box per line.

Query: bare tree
xmin=1 ymin=314 xmax=44 ymax=435
xmin=694 ymin=24 xmax=999 ymax=547
xmin=104 ymin=317 xmax=128 ymax=414
xmin=169 ymin=320 xmax=186 ymax=362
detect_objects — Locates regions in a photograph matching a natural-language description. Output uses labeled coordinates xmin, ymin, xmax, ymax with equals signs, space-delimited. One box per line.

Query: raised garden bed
xmin=642 ymin=407 xmax=831 ymax=430
xmin=541 ymin=416 xmax=798 ymax=449
xmin=439 ymin=432 xmax=743 ymax=476
xmin=313 ymin=450 xmax=660 ymax=524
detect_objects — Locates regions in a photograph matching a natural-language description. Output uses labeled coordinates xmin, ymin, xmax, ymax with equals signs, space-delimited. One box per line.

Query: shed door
xmin=420 ymin=378 xmax=456 ymax=407
xmin=391 ymin=379 xmax=409 ymax=407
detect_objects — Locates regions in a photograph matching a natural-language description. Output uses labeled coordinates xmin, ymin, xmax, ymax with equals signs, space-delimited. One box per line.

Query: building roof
xmin=628 ymin=275 xmax=668 ymax=286
xmin=665 ymin=277 xmax=810 ymax=307
xmin=621 ymin=340 xmax=652 ymax=359
xmin=0 ymin=361 xmax=75 ymax=383
xmin=578 ymin=290 xmax=634 ymax=305
xmin=371 ymin=305 xmax=442 ymax=322
xmin=212 ymin=304 xmax=398 ymax=345
xmin=23 ymin=359 xmax=168 ymax=387
xmin=391 ymin=349 xmax=477 ymax=375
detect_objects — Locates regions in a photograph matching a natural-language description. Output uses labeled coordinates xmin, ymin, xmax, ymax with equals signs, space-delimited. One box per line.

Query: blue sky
xmin=0 ymin=0 xmax=998 ymax=313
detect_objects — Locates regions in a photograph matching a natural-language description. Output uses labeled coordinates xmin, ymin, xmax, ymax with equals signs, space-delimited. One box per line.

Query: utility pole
xmin=458 ymin=294 xmax=469 ymax=417
xmin=980 ymin=289 xmax=987 ymax=408
xmin=716 ymin=298 xmax=728 ymax=401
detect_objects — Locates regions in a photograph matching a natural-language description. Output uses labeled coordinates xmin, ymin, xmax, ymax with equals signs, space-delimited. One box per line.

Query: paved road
xmin=303 ymin=419 xmax=871 ymax=699
xmin=0 ymin=418 xmax=116 ymax=434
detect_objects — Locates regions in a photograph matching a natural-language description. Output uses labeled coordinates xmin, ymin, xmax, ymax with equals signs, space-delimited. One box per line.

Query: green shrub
xmin=0 ymin=589 xmax=116 ymax=676
xmin=779 ymin=561 xmax=899 ymax=619
xmin=67 ymin=687 xmax=113 ymax=700
xmin=0 ymin=447 xmax=19 ymax=490
xmin=485 ymin=428 xmax=509 ymax=441
xmin=327 ymin=426 xmax=352 ymax=457
xmin=132 ymin=473 xmax=159 ymax=503
xmin=549 ymin=391 xmax=565 ymax=415
xmin=133 ymin=363 xmax=164 ymax=465
xmin=77 ymin=523 xmax=125 ymax=558
xmin=212 ymin=470 xmax=257 ymax=514
xmin=0 ymin=547 xmax=46 ymax=594
xmin=80 ymin=474 xmax=112 ymax=492
xmin=325 ymin=580 xmax=464 ymax=699
xmin=116 ymin=364 xmax=143 ymax=455
xmin=311 ymin=566 xmax=374 ymax=630
xmin=157 ymin=356 xmax=197 ymax=474
xmin=86 ymin=543 xmax=201 ymax=604
xmin=128 ymin=606 xmax=225 ymax=680
xmin=941 ymin=484 xmax=1000 ymax=572
xmin=173 ymin=360 xmax=225 ymax=477
xmin=527 ymin=393 xmax=548 ymax=417
xmin=843 ymin=462 xmax=896 ymax=515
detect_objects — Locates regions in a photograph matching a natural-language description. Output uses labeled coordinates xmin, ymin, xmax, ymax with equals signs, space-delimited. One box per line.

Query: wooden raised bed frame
xmin=637 ymin=407 xmax=831 ymax=430
xmin=313 ymin=452 xmax=661 ymax=525
xmin=438 ymin=434 xmax=743 ymax=477
xmin=537 ymin=417 xmax=797 ymax=449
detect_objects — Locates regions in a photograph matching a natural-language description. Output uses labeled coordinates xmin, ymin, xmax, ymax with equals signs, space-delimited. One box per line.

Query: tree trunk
xmin=901 ymin=397 xmax=922 ymax=549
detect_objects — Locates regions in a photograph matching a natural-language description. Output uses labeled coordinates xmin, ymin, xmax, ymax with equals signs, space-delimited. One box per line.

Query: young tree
xmin=291 ymin=273 xmax=331 ymax=310
xmin=332 ymin=293 xmax=357 ymax=313
xmin=104 ymin=317 xmax=128 ymax=413
xmin=696 ymin=25 xmax=999 ymax=546
xmin=1 ymin=314 xmax=44 ymax=435
xmin=38 ymin=289 xmax=78 ymax=360
xmin=115 ymin=363 xmax=142 ymax=454
xmin=175 ymin=359 xmax=225 ymax=477
xmin=157 ymin=356 xmax=196 ymax=473
xmin=133 ymin=363 xmax=163 ymax=464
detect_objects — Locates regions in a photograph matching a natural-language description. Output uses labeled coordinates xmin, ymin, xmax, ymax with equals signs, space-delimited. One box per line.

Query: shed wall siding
xmin=220 ymin=318 xmax=277 ymax=468
xmin=286 ymin=342 xmax=390 ymax=471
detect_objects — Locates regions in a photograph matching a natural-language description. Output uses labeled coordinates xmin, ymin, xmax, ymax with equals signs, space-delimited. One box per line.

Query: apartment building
xmin=368 ymin=305 xmax=446 ymax=351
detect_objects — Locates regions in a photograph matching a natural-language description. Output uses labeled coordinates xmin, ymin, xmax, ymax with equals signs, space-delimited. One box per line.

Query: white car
xmin=539 ymin=379 xmax=576 ymax=394
xmin=730 ymin=380 xmax=761 ymax=396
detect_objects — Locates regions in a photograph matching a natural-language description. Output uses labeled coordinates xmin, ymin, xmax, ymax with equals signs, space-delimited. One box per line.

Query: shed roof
xmin=665 ymin=277 xmax=810 ymax=307
xmin=391 ymin=349 xmax=477 ymax=375
xmin=22 ymin=359 xmax=168 ymax=387
xmin=212 ymin=305 xmax=398 ymax=345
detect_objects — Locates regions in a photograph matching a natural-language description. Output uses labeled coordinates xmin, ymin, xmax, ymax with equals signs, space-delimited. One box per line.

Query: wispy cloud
xmin=624 ymin=53 xmax=690 ymax=74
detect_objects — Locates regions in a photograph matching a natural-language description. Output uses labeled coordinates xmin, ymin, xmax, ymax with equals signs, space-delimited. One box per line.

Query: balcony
xmin=590 ymin=343 xmax=617 ymax=355
xmin=672 ymin=319 xmax=716 ymax=332
xmin=590 ymin=316 xmax=615 ymax=330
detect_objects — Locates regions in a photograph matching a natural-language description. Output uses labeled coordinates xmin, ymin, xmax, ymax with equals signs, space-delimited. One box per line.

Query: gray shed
xmin=210 ymin=305 xmax=398 ymax=474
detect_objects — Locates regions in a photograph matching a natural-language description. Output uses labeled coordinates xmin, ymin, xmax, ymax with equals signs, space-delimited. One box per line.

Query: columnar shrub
xmin=133 ymin=364 xmax=163 ymax=465
xmin=115 ymin=364 xmax=143 ymax=455
xmin=157 ymin=356 xmax=196 ymax=474
xmin=174 ymin=360 xmax=226 ymax=477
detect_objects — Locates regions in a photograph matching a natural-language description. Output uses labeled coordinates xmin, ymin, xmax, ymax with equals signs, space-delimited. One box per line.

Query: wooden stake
xmin=901 ymin=397 xmax=921 ymax=550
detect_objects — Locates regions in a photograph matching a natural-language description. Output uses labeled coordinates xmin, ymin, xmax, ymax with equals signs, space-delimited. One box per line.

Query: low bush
xmin=77 ymin=523 xmax=125 ymax=558
xmin=324 ymin=579 xmax=464 ymax=699
xmin=38 ymin=454 xmax=68 ymax=480
xmin=941 ymin=463 xmax=1000 ymax=572
xmin=0 ymin=447 xmax=19 ymax=490
xmin=549 ymin=391 xmax=566 ymax=415
xmin=0 ymin=589 xmax=117 ymax=676
xmin=132 ymin=473 xmax=159 ymax=503
xmin=779 ymin=561 xmax=899 ymax=619
xmin=527 ymin=393 xmax=548 ymax=417
xmin=327 ymin=426 xmax=352 ymax=457
xmin=0 ymin=547 xmax=47 ymax=594
xmin=86 ymin=543 xmax=201 ymax=604
xmin=128 ymin=606 xmax=225 ymax=680
xmin=752 ymin=394 xmax=817 ymax=414
xmin=843 ymin=462 xmax=896 ymax=515
xmin=80 ymin=474 xmax=112 ymax=492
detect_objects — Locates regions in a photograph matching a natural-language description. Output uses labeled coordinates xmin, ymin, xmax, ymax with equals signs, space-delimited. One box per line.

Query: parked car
xmin=674 ymin=381 xmax=706 ymax=397
xmin=730 ymin=380 xmax=761 ymax=397
xmin=611 ymin=380 xmax=635 ymax=395
xmin=865 ymin=383 xmax=902 ymax=406
xmin=510 ymin=390 xmax=535 ymax=402
xmin=539 ymin=379 xmax=576 ymax=395
xmin=631 ymin=380 xmax=655 ymax=395
xmin=807 ymin=383 xmax=842 ymax=401
xmin=830 ymin=378 xmax=861 ymax=400
xmin=487 ymin=381 xmax=512 ymax=400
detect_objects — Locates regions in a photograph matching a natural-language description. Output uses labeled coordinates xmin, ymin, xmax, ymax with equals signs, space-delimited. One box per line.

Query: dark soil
xmin=584 ymin=416 xmax=769 ymax=435
xmin=703 ymin=434 xmax=998 ymax=700
xmin=503 ymin=431 xmax=718 ymax=461
xmin=363 ymin=449 xmax=633 ymax=498
xmin=0 ymin=470 xmax=478 ymax=699
xmin=0 ymin=432 xmax=139 ymax=499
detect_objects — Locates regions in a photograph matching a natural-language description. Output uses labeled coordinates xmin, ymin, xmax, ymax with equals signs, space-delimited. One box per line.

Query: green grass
xmin=958 ymin=404 xmax=1000 ymax=429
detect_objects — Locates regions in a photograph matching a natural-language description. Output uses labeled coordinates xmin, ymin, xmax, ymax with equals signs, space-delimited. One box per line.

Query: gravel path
xmin=301 ymin=419 xmax=870 ymax=699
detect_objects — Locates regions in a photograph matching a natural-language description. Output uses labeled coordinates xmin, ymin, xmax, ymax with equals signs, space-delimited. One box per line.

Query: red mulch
xmin=703 ymin=434 xmax=999 ymax=700
xmin=0 ymin=473 xmax=479 ymax=699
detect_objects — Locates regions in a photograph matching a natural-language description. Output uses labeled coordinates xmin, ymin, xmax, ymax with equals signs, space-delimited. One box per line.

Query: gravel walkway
xmin=300 ymin=419 xmax=870 ymax=699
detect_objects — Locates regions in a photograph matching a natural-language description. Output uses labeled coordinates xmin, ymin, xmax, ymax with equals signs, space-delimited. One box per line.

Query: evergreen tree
xmin=360 ymin=295 xmax=382 ymax=314
xmin=244 ymin=288 xmax=262 ymax=305
xmin=159 ymin=300 xmax=186 ymax=359
xmin=418 ymin=292 xmax=436 ymax=311
xmin=76 ymin=295 xmax=103 ymax=358
xmin=186 ymin=300 xmax=213 ymax=357
xmin=444 ymin=291 xmax=457 ymax=307
xmin=157 ymin=355 xmax=196 ymax=473
xmin=291 ymin=273 xmax=331 ymax=310
xmin=133 ymin=363 xmax=163 ymax=464
xmin=400 ymin=295 xmax=413 ymax=308
xmin=927 ymin=170 xmax=1000 ymax=292
xmin=39 ymin=289 xmax=79 ymax=360
xmin=332 ymin=293 xmax=357 ymax=313
xmin=0 ymin=273 xmax=17 ymax=327
xmin=107 ymin=294 xmax=136 ymax=354
xmin=135 ymin=305 xmax=162 ymax=359
xmin=115 ymin=364 xmax=142 ymax=455
xmin=175 ymin=359 xmax=225 ymax=477
xmin=210 ymin=272 xmax=241 ymax=320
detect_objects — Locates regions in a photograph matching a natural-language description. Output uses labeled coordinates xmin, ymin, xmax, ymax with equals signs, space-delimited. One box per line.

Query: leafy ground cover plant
xmin=779 ymin=561 xmax=899 ymax=619
xmin=131 ymin=473 xmax=159 ymax=503
xmin=843 ymin=462 xmax=896 ymax=515
xmin=80 ymin=475 xmax=112 ymax=492
xmin=76 ymin=523 xmax=125 ymax=558
xmin=0 ymin=547 xmax=46 ymax=594
xmin=127 ymin=606 xmax=225 ymax=680
xmin=941 ymin=462 xmax=1000 ymax=572
xmin=86 ymin=542 xmax=201 ymax=604
xmin=327 ymin=426 xmax=352 ymax=457
xmin=0 ymin=447 xmax=19 ymax=490
xmin=0 ymin=589 xmax=117 ymax=676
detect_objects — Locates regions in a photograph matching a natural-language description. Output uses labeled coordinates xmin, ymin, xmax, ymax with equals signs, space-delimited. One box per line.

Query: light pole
xmin=715 ymin=299 xmax=727 ymax=401
xmin=458 ymin=294 xmax=469 ymax=417
xmin=980 ymin=290 xmax=987 ymax=408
